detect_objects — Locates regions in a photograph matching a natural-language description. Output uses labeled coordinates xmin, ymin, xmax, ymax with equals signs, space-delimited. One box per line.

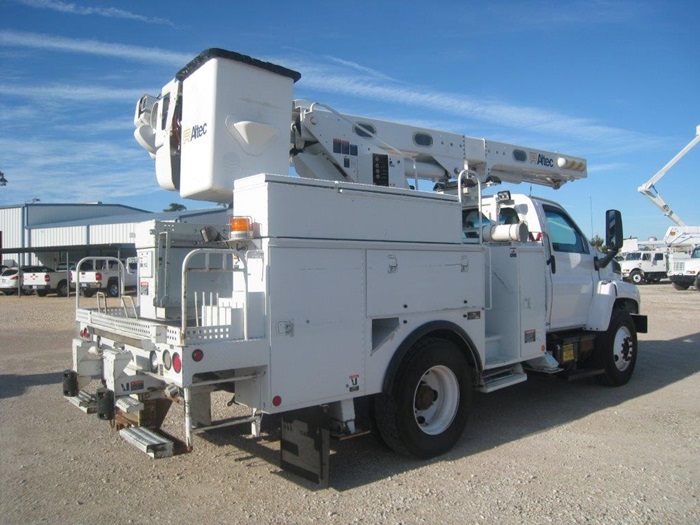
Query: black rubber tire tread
xmin=672 ymin=282 xmax=690 ymax=291
xmin=36 ymin=290 xmax=48 ymax=297
xmin=594 ymin=309 xmax=638 ymax=387
xmin=630 ymin=271 xmax=644 ymax=285
xmin=374 ymin=337 xmax=473 ymax=459
xmin=107 ymin=279 xmax=120 ymax=298
xmin=695 ymin=277 xmax=700 ymax=292
xmin=56 ymin=280 xmax=68 ymax=297
xmin=81 ymin=289 xmax=94 ymax=298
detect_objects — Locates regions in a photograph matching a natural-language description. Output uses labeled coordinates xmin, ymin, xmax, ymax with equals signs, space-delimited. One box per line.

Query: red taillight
xmin=44 ymin=275 xmax=50 ymax=283
xmin=172 ymin=353 xmax=182 ymax=373
xmin=95 ymin=272 xmax=102 ymax=282
xmin=11 ymin=275 xmax=18 ymax=281
xmin=192 ymin=349 xmax=204 ymax=362
xmin=79 ymin=327 xmax=90 ymax=339
xmin=272 ymin=396 xmax=282 ymax=407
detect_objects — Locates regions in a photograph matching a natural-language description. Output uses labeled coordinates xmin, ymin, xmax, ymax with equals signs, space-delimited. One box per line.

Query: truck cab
xmin=466 ymin=193 xmax=642 ymax=332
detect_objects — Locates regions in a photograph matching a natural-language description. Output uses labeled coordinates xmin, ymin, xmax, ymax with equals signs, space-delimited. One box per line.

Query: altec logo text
xmin=183 ymin=123 xmax=208 ymax=143
xmin=535 ymin=153 xmax=554 ymax=167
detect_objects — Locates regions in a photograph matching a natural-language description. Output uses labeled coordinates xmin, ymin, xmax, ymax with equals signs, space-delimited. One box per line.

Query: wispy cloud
xmin=0 ymin=83 xmax=143 ymax=102
xmin=322 ymin=55 xmax=399 ymax=83
xmin=484 ymin=0 xmax=649 ymax=32
xmin=0 ymin=31 xmax=661 ymax=156
xmin=0 ymin=30 xmax=190 ymax=66
xmin=11 ymin=0 xmax=174 ymax=26
xmin=283 ymin=56 xmax=658 ymax=152
xmin=0 ymin=136 xmax=154 ymax=202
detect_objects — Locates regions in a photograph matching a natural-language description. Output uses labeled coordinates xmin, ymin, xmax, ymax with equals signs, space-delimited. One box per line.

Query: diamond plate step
xmin=120 ymin=427 xmax=173 ymax=459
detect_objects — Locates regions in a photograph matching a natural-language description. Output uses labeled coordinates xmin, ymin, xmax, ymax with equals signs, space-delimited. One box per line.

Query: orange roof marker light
xmin=229 ymin=216 xmax=254 ymax=240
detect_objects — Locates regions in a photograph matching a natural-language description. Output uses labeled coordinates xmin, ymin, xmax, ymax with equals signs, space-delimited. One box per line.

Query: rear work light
xmin=229 ymin=216 xmax=253 ymax=240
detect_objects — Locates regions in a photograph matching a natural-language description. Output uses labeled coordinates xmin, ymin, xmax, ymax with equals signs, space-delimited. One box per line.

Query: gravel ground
xmin=0 ymin=284 xmax=698 ymax=524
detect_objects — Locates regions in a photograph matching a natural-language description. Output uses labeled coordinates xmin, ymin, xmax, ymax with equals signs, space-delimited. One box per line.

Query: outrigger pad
xmin=280 ymin=406 xmax=330 ymax=488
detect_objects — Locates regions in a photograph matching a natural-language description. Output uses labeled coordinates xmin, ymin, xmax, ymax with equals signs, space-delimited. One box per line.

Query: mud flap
xmin=280 ymin=406 xmax=330 ymax=488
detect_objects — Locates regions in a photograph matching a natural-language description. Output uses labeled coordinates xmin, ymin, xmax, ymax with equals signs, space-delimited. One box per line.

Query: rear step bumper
xmin=120 ymin=427 xmax=174 ymax=459
xmin=65 ymin=391 xmax=97 ymax=414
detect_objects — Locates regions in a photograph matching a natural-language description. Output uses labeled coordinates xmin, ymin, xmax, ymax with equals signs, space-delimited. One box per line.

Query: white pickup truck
xmin=23 ymin=266 xmax=72 ymax=297
xmin=73 ymin=257 xmax=138 ymax=297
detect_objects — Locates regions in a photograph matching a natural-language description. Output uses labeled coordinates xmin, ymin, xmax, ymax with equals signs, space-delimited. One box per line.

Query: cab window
xmin=543 ymin=205 xmax=589 ymax=254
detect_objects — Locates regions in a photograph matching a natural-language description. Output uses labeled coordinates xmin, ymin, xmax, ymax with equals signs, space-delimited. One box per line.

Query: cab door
xmin=542 ymin=204 xmax=595 ymax=330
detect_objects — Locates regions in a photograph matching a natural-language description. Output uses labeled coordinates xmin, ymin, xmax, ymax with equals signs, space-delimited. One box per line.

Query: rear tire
xmin=594 ymin=309 xmax=637 ymax=386
xmin=374 ymin=338 xmax=473 ymax=458
xmin=107 ymin=280 xmax=120 ymax=298
xmin=57 ymin=281 xmax=68 ymax=297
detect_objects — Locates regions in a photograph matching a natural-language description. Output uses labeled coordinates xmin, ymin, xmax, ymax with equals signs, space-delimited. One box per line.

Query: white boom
xmin=133 ymin=48 xmax=586 ymax=204
xmin=638 ymin=125 xmax=700 ymax=227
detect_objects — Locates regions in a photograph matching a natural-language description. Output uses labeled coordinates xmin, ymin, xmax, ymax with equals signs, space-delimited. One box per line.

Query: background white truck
xmin=618 ymin=249 xmax=668 ymax=284
xmin=22 ymin=266 xmax=71 ymax=297
xmin=668 ymin=245 xmax=700 ymax=291
xmin=73 ymin=258 xmax=138 ymax=297
xmin=63 ymin=49 xmax=647 ymax=485
xmin=638 ymin=125 xmax=700 ymax=291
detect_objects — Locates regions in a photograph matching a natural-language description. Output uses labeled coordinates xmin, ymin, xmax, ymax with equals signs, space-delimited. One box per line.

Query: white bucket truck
xmin=63 ymin=49 xmax=647 ymax=485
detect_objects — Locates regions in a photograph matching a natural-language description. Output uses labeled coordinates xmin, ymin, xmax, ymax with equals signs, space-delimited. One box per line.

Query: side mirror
xmin=598 ymin=210 xmax=623 ymax=270
xmin=605 ymin=209 xmax=623 ymax=251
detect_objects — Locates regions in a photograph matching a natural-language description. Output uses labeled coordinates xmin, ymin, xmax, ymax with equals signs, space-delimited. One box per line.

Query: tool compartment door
xmin=268 ymin=246 xmax=366 ymax=410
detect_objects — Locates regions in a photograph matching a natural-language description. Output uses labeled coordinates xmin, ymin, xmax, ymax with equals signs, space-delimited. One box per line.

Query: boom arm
xmin=291 ymin=100 xmax=587 ymax=193
xmin=638 ymin=125 xmax=700 ymax=227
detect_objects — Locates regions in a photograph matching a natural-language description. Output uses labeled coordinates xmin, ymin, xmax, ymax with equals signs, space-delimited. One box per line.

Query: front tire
xmin=374 ymin=338 xmax=473 ymax=458
xmin=630 ymin=271 xmax=644 ymax=285
xmin=594 ymin=309 xmax=638 ymax=386
xmin=672 ymin=282 xmax=690 ymax=291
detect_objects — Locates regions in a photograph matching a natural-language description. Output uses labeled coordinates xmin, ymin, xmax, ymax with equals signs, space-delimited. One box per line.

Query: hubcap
xmin=413 ymin=365 xmax=460 ymax=435
xmin=613 ymin=325 xmax=634 ymax=372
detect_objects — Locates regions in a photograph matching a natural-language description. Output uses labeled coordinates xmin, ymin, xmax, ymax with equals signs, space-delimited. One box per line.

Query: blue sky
xmin=1 ymin=0 xmax=698 ymax=240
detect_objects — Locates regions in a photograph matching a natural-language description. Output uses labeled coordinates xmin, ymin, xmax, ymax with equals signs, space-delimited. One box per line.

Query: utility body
xmin=63 ymin=49 xmax=647 ymax=484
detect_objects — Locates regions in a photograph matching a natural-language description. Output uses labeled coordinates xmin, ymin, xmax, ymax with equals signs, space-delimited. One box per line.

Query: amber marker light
xmin=229 ymin=216 xmax=253 ymax=240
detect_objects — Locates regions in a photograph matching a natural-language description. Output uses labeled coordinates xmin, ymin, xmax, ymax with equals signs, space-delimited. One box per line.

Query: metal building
xmin=0 ymin=202 xmax=227 ymax=269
